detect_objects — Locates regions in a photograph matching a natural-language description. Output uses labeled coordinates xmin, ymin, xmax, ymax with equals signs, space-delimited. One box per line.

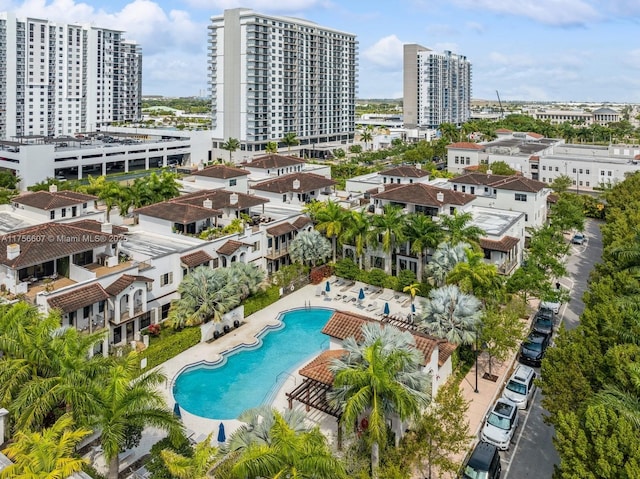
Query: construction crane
xmin=496 ymin=90 xmax=505 ymax=119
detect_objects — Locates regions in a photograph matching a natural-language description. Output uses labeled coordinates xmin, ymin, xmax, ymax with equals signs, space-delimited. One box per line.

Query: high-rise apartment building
xmin=403 ymin=44 xmax=471 ymax=129
xmin=208 ymin=8 xmax=357 ymax=153
xmin=0 ymin=12 xmax=141 ymax=139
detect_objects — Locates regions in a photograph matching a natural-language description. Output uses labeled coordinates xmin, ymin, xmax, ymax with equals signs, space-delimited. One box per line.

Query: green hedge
xmin=243 ymin=285 xmax=281 ymax=317
xmin=136 ymin=326 xmax=200 ymax=375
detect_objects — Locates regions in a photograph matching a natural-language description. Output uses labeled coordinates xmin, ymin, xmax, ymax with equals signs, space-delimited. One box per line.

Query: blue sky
xmin=2 ymin=0 xmax=640 ymax=102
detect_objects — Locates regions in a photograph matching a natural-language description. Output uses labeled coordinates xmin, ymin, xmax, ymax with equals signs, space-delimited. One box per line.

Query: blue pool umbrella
xmin=411 ymin=303 xmax=416 ymax=313
xmin=358 ymin=288 xmax=365 ymax=301
xmin=217 ymin=422 xmax=226 ymax=443
xmin=173 ymin=402 xmax=181 ymax=419
xmin=384 ymin=302 xmax=390 ymax=316
xmin=325 ymin=281 xmax=331 ymax=293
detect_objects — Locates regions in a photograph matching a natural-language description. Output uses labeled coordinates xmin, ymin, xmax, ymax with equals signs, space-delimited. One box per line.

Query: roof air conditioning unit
xmin=436 ymin=192 xmax=444 ymax=202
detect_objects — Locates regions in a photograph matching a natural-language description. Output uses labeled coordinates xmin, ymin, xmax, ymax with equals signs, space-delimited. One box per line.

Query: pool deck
xmin=99 ymin=279 xmax=529 ymax=478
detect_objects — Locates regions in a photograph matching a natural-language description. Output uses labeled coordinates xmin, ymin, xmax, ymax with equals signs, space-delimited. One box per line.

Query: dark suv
xmin=519 ymin=331 xmax=551 ymax=367
xmin=462 ymin=441 xmax=502 ymax=478
xmin=533 ymin=309 xmax=554 ymax=336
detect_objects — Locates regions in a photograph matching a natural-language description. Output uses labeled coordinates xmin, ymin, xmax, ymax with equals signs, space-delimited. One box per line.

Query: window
xmin=461 ymin=186 xmax=466 ymax=192
xmin=161 ymin=303 xmax=171 ymax=319
xmin=608 ymin=171 xmax=612 ymax=176
xmin=50 ymin=210 xmax=55 ymax=220
xmin=83 ymin=305 xmax=91 ymax=318
xmin=572 ymin=168 xmax=576 ymax=173
xmin=555 ymin=167 xmax=559 ymax=172
xmin=160 ymin=272 xmax=173 ymax=286
xmin=542 ymin=166 xmax=546 ymax=170
xmin=586 ymin=169 xmax=590 ymax=174
xmin=253 ymin=241 xmax=260 ymax=251
xmin=515 ymin=193 xmax=527 ymax=202
xmin=579 ymin=169 xmax=583 ymax=174
xmin=470 ymin=186 xmax=475 ymax=194
xmin=586 ymin=181 xmax=590 ymax=186
xmin=61 ymin=208 xmax=66 ymax=217
xmin=229 ymin=179 xmax=237 ymax=187
xmin=525 ymin=214 xmax=529 ymax=222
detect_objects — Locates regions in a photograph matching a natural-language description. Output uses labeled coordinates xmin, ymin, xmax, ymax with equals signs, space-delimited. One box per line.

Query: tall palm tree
xmin=404 ymin=283 xmax=421 ymax=311
xmin=417 ymin=284 xmax=482 ymax=346
xmin=341 ymin=209 xmax=375 ymax=269
xmin=360 ymin=129 xmax=373 ymax=151
xmin=280 ymin=132 xmax=299 ymax=152
xmin=439 ymin=122 xmax=460 ymax=143
xmin=230 ymin=411 xmax=346 ymax=479
xmin=160 ymin=433 xmax=219 ymax=479
xmin=227 ymin=262 xmax=266 ymax=299
xmin=425 ymin=242 xmax=469 ymax=287
xmin=372 ymin=204 xmax=406 ymax=275
xmin=289 ymin=229 xmax=332 ymax=266
xmin=593 ymin=363 xmax=640 ymax=430
xmin=404 ymin=213 xmax=445 ymax=280
xmin=315 ymin=200 xmax=347 ymax=263
xmin=265 ymin=141 xmax=278 ymax=154
xmin=168 ymin=267 xmax=240 ymax=329
xmin=0 ymin=414 xmax=91 ymax=479
xmin=98 ymin=180 xmax=124 ymax=222
xmin=221 ymin=138 xmax=241 ymax=163
xmin=92 ymin=352 xmax=183 ymax=479
xmin=439 ymin=210 xmax=485 ymax=249
xmin=446 ymin=248 xmax=502 ymax=302
xmin=329 ymin=323 xmax=431 ymax=478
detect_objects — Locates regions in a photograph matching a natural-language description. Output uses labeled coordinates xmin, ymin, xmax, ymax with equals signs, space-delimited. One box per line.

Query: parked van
xmin=462 ymin=441 xmax=502 ymax=479
xmin=502 ymin=364 xmax=536 ymax=409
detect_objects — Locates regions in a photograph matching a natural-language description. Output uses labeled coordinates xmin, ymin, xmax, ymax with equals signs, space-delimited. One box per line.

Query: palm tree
xmin=593 ymin=363 xmax=640 ymax=430
xmin=446 ymin=248 xmax=502 ymax=302
xmin=230 ymin=411 xmax=346 ymax=479
xmin=289 ymin=229 xmax=332 ymax=266
xmin=425 ymin=242 xmax=469 ymax=287
xmin=404 ymin=283 xmax=421 ymax=311
xmin=439 ymin=122 xmax=460 ymax=143
xmin=98 ymin=181 xmax=124 ymax=222
xmin=265 ymin=141 xmax=278 ymax=154
xmin=404 ymin=213 xmax=445 ymax=280
xmin=168 ymin=267 xmax=240 ymax=329
xmin=360 ymin=129 xmax=373 ymax=151
xmin=315 ymin=200 xmax=347 ymax=263
xmin=221 ymin=138 xmax=241 ymax=163
xmin=0 ymin=414 xmax=91 ymax=479
xmin=329 ymin=323 xmax=431 ymax=478
xmin=280 ymin=132 xmax=299 ymax=152
xmin=416 ymin=284 xmax=482 ymax=346
xmin=341 ymin=209 xmax=375 ymax=269
xmin=160 ymin=433 xmax=219 ymax=479
xmin=372 ymin=204 xmax=406 ymax=274
xmin=93 ymin=352 xmax=183 ymax=479
xmin=439 ymin=210 xmax=485 ymax=248
xmin=227 ymin=262 xmax=266 ymax=300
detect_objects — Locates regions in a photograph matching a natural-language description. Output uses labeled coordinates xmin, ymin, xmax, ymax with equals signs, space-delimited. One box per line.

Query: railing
xmin=498 ymin=258 xmax=518 ymax=275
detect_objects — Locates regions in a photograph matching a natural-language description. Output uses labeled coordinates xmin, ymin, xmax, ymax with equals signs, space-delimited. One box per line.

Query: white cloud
xmin=183 ymin=0 xmax=328 ymax=11
xmin=362 ymin=35 xmax=404 ymax=71
xmin=452 ymin=0 xmax=600 ymax=26
xmin=466 ymin=21 xmax=485 ymax=33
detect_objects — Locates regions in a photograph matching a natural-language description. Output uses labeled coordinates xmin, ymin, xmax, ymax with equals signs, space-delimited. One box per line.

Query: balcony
xmin=265 ymin=246 xmax=290 ymax=260
xmin=498 ymin=258 xmax=518 ymax=276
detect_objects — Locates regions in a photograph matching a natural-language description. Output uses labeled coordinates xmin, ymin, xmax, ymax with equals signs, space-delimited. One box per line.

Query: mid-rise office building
xmin=208 ymin=8 xmax=357 ymax=154
xmin=403 ymin=44 xmax=471 ymax=129
xmin=0 ymin=12 xmax=141 ymax=139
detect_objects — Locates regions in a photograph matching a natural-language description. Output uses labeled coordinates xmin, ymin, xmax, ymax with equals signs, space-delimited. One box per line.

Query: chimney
xmin=293 ymin=179 xmax=301 ymax=190
xmin=436 ymin=192 xmax=444 ymax=202
xmin=229 ymin=193 xmax=239 ymax=205
xmin=7 ymin=244 xmax=20 ymax=260
xmin=197 ymin=162 xmax=204 ymax=171
xmin=101 ymin=222 xmax=113 ymax=234
xmin=203 ymin=199 xmax=213 ymax=209
xmin=415 ymin=163 xmax=422 ymax=170
xmin=486 ymin=169 xmax=493 ymax=176
xmin=49 ymin=184 xmax=58 ymax=193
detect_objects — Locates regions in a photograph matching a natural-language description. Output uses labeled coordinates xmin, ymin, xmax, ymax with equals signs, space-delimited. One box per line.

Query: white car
xmin=502 ymin=364 xmax=537 ymax=409
xmin=540 ymin=300 xmax=561 ymax=314
xmin=481 ymin=398 xmax=519 ymax=450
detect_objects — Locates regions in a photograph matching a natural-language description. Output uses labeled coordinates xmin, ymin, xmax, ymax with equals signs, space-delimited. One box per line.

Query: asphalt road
xmin=502 ymin=219 xmax=604 ymax=478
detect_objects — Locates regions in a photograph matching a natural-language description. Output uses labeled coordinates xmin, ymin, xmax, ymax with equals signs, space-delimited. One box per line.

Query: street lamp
xmin=474 ymin=328 xmax=480 ymax=394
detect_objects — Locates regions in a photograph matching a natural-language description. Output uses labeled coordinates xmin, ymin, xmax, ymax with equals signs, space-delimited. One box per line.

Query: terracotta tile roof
xmin=266 ymin=222 xmax=296 ymax=236
xmin=527 ymin=132 xmax=544 ymax=139
xmin=105 ymin=274 xmax=153 ymax=296
xmin=446 ymin=142 xmax=485 ymax=150
xmin=298 ymin=349 xmax=346 ymax=385
xmin=69 ymin=219 xmax=128 ymax=235
xmin=216 ymin=240 xmax=247 ymax=256
xmin=437 ymin=340 xmax=457 ymax=367
xmin=373 ymin=183 xmax=475 ymax=207
xmin=547 ymin=193 xmax=559 ymax=204
xmin=192 ymin=165 xmax=250 ymax=179
xmin=134 ymin=202 xmax=221 ymax=224
xmin=243 ymin=154 xmax=306 ymax=169
xmin=321 ymin=310 xmax=439 ymax=366
xmin=14 ymin=190 xmax=97 ymax=210
xmin=174 ymin=189 xmax=268 ymax=210
xmin=495 ymin=128 xmax=512 ymax=133
xmin=180 ymin=250 xmax=213 ymax=268
xmin=479 ymin=236 xmax=520 ymax=253
xmin=252 ymin=173 xmax=336 ymax=194
xmin=366 ymin=183 xmax=404 ymax=195
xmin=292 ymin=216 xmax=312 ymax=229
xmin=47 ymin=283 xmax=109 ymax=314
xmin=0 ymin=222 xmax=123 ymax=269
xmin=451 ymin=173 xmax=547 ymax=193
xmin=529 ymin=155 xmax=540 ymax=162
xmin=380 ymin=165 xmax=429 ymax=178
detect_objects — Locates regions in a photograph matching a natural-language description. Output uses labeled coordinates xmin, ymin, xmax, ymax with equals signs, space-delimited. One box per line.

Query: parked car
xmin=572 ymin=232 xmax=586 ymax=245
xmin=519 ymin=331 xmax=551 ymax=367
xmin=481 ymin=398 xmax=519 ymax=450
xmin=540 ymin=300 xmax=561 ymax=314
xmin=532 ymin=312 xmax=554 ymax=336
xmin=502 ymin=364 xmax=537 ymax=409
xmin=462 ymin=441 xmax=502 ymax=479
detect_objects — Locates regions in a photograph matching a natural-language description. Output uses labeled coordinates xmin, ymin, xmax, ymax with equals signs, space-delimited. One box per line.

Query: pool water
xmin=173 ymin=307 xmax=333 ymax=419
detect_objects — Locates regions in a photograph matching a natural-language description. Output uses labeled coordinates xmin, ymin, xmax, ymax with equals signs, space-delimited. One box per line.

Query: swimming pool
xmin=173 ymin=307 xmax=334 ymax=419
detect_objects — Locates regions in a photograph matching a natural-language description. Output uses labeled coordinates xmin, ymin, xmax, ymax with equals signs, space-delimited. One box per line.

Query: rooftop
xmin=13 ymin=190 xmax=97 ymax=211
xmin=373 ymin=182 xmax=475 ymax=207
xmin=471 ymin=206 xmax=524 ymax=237
xmin=242 ymin=154 xmax=306 ymax=169
xmin=192 ymin=165 xmax=250 ymax=179
xmin=252 ymin=172 xmax=336 ymax=194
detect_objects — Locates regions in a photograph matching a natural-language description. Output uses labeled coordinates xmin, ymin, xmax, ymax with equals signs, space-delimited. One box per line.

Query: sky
xmin=2 ymin=0 xmax=640 ymax=102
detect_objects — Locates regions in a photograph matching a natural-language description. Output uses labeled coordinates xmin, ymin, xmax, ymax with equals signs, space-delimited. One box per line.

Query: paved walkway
xmin=94 ymin=280 xmax=536 ymax=477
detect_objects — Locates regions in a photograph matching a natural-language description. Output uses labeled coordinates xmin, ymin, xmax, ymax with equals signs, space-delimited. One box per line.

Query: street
xmin=502 ymin=219 xmax=604 ymax=478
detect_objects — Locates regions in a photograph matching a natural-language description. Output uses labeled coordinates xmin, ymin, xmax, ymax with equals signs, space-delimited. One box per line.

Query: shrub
xmin=272 ymin=263 xmax=308 ymax=288
xmin=147 ymin=323 xmax=161 ymax=337
xmin=335 ymin=258 xmax=360 ymax=280
xmin=396 ymin=269 xmax=417 ymax=290
xmin=146 ymin=433 xmax=193 ymax=479
xmin=243 ymin=285 xmax=280 ymax=317
xmin=136 ymin=326 xmax=200 ymax=375
xmin=310 ymin=264 xmax=333 ymax=284
xmin=366 ymin=268 xmax=387 ymax=287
